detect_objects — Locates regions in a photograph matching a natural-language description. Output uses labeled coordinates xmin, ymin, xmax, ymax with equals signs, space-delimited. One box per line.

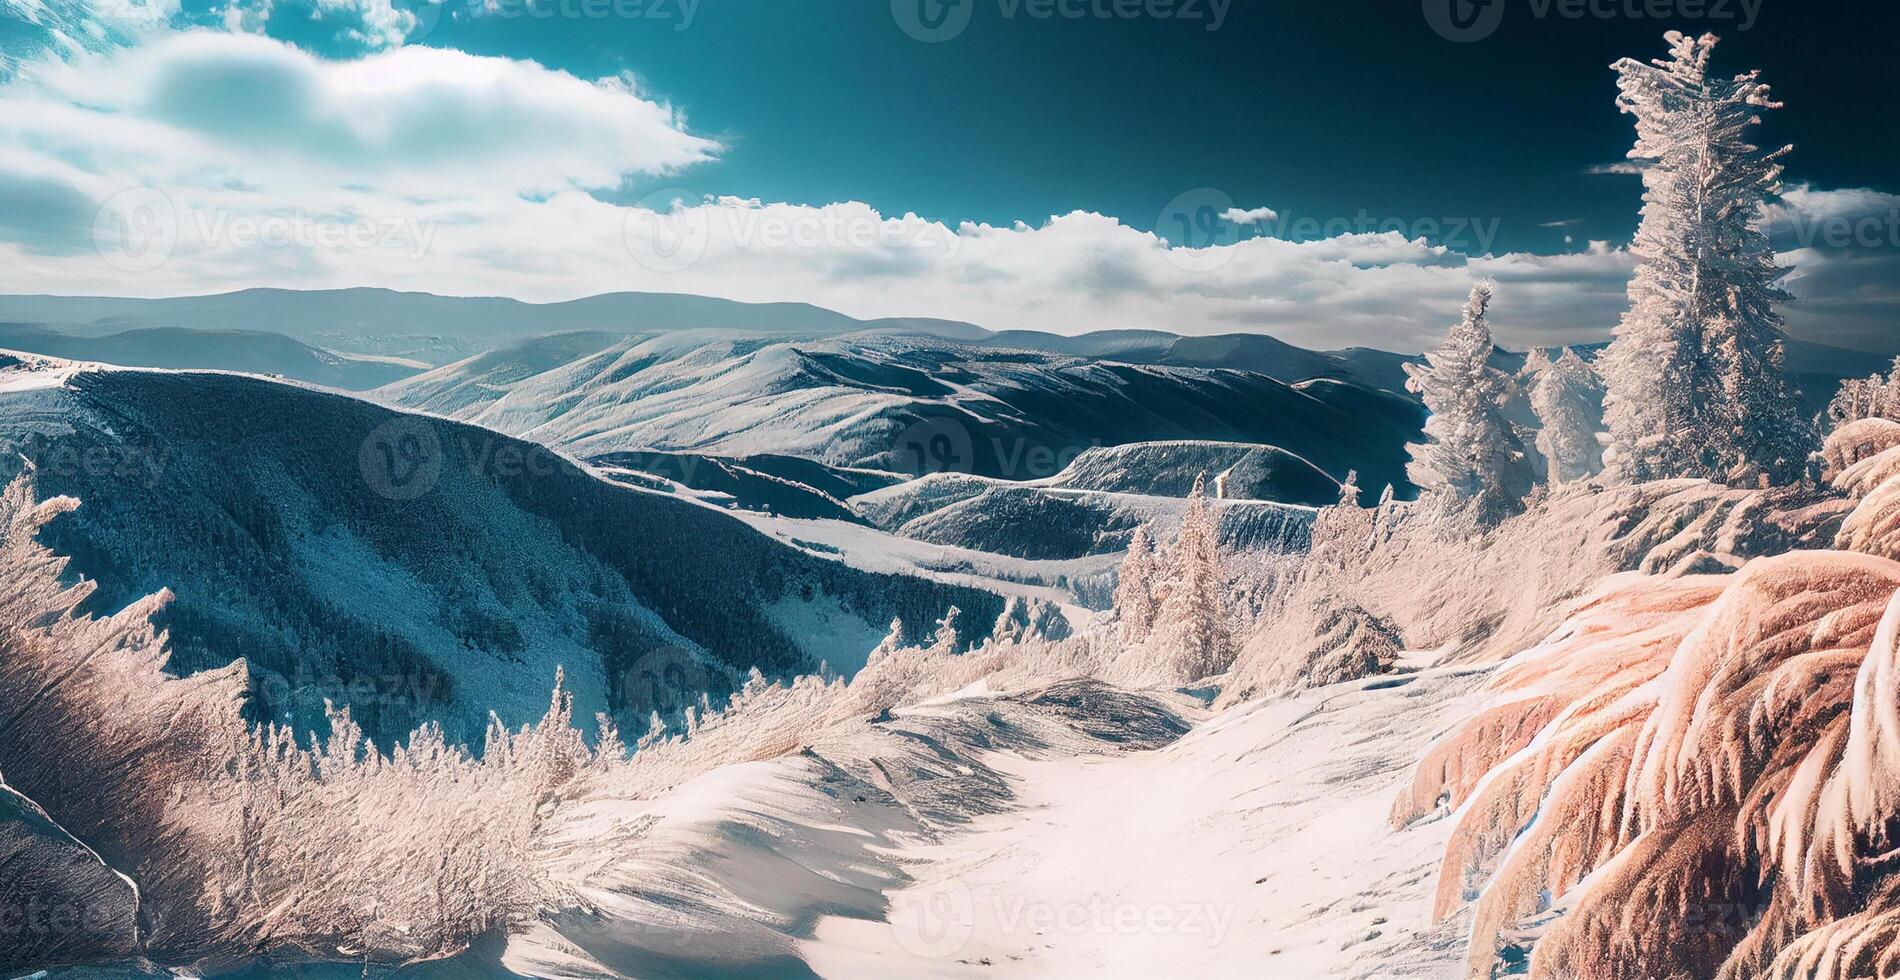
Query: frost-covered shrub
xmin=1221 ymin=472 xmax=1850 ymax=701
xmin=1827 ymin=356 xmax=1900 ymax=430
xmin=1394 ymin=445 xmax=1900 ymax=978
xmin=1398 ymin=546 xmax=1900 ymax=978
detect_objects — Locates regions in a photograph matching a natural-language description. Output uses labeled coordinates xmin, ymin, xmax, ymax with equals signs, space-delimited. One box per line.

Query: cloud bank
xmin=0 ymin=14 xmax=1894 ymax=353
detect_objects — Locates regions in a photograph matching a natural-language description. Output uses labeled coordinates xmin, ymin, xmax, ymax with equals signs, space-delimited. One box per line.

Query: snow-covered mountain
xmin=847 ymin=441 xmax=1328 ymax=560
xmin=0 ymin=288 xmax=877 ymax=364
xmin=0 ymin=356 xmax=1006 ymax=744
xmin=377 ymin=330 xmax=1424 ymax=501
xmin=0 ymin=323 xmax=421 ymax=390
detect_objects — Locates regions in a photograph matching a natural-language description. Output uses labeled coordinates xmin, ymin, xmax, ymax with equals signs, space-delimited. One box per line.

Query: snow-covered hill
xmin=0 ymin=323 xmax=422 ymax=390
xmin=852 ymin=473 xmax=1315 ymax=560
xmin=0 ymin=356 xmax=1005 ymax=744
xmin=377 ymin=331 xmax=1423 ymax=499
xmin=841 ymin=440 xmax=1327 ymax=560
xmin=1034 ymin=439 xmax=1340 ymax=503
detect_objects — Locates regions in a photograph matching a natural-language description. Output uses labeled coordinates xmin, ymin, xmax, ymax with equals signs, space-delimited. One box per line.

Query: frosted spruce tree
xmin=1532 ymin=348 xmax=1607 ymax=484
xmin=929 ymin=606 xmax=961 ymax=655
xmin=1597 ymin=31 xmax=1809 ymax=485
xmin=1153 ymin=475 xmax=1234 ymax=680
xmin=1403 ymin=283 xmax=1535 ymax=527
xmin=864 ymin=617 xmax=905 ymax=669
xmin=1113 ymin=523 xmax=1159 ymax=644
xmin=1335 ymin=468 xmax=1361 ymax=509
xmin=1827 ymin=356 xmax=1900 ymax=429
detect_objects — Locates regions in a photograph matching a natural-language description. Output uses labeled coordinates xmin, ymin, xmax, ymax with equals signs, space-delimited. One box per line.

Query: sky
xmin=0 ymin=0 xmax=1895 ymax=352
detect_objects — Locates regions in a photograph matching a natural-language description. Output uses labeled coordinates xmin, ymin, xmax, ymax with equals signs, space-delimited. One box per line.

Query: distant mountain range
xmin=377 ymin=330 xmax=1426 ymax=501
xmin=0 ymin=287 xmax=1420 ymax=390
xmin=0 ymin=324 xmax=418 ymax=390
xmin=0 ymin=287 xmax=1884 ymax=506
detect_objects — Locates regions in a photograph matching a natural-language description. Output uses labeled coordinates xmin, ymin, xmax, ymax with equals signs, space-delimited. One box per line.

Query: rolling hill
xmin=378 ymin=331 xmax=1426 ymax=501
xmin=0 ymin=356 xmax=1005 ymax=744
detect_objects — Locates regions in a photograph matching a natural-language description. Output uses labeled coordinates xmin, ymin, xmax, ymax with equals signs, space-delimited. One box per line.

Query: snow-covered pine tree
xmin=1597 ymin=31 xmax=1809 ymax=485
xmin=1521 ymin=346 xmax=1553 ymax=376
xmin=1827 ymin=356 xmax=1900 ymax=429
xmin=1532 ymin=347 xmax=1607 ymax=484
xmin=929 ymin=606 xmax=961 ymax=655
xmin=865 ymin=617 xmax=904 ymax=669
xmin=1114 ymin=524 xmax=1159 ymax=644
xmin=1402 ymin=283 xmax=1535 ymax=527
xmin=1336 ymin=469 xmax=1361 ymax=509
xmin=1152 ymin=474 xmax=1234 ymax=681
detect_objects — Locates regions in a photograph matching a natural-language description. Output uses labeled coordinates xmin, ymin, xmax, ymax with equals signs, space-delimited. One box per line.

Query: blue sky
xmin=0 ymin=0 xmax=1895 ymax=351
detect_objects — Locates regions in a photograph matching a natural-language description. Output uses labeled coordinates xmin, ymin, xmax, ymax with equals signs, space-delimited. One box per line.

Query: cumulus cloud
xmin=1218 ymin=205 xmax=1279 ymax=225
xmin=15 ymin=31 xmax=715 ymax=195
xmin=1585 ymin=161 xmax=1644 ymax=175
xmin=0 ymin=19 xmax=1894 ymax=354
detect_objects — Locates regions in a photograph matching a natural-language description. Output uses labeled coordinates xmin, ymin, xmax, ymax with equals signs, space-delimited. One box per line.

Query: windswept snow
xmin=491 ymin=670 xmax=1481 ymax=980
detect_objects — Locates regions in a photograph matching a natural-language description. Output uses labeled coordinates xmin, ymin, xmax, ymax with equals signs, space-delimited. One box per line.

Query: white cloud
xmin=1218 ymin=205 xmax=1279 ymax=225
xmin=13 ymin=31 xmax=715 ymax=196
xmin=311 ymin=0 xmax=416 ymax=48
xmin=1585 ymin=162 xmax=1644 ymax=175
xmin=0 ymin=25 xmax=1894 ymax=354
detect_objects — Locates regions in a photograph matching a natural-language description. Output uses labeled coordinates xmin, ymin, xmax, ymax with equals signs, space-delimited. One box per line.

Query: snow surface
xmin=502 ymin=668 xmax=1484 ymax=979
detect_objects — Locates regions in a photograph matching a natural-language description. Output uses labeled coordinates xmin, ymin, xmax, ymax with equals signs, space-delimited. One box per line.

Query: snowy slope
xmin=0 ymin=774 xmax=140 ymax=972
xmin=850 ymin=467 xmax=1317 ymax=561
xmin=376 ymin=332 xmax=1423 ymax=496
xmin=494 ymin=670 xmax=1481 ymax=979
xmin=1046 ymin=439 xmax=1341 ymax=504
xmin=0 ymin=357 xmax=1005 ymax=744
xmin=879 ymin=483 xmax=1312 ymax=560
xmin=588 ymin=448 xmax=878 ymax=523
